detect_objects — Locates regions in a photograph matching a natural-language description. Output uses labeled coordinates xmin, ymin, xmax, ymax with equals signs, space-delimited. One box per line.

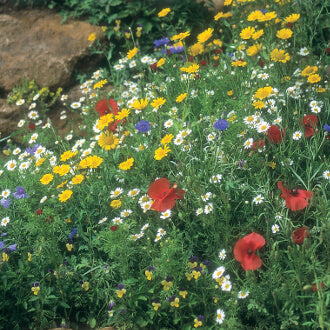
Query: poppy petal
xmin=286 ymin=197 xmax=309 ymax=211
xmin=277 ymin=181 xmax=290 ymax=199
xmin=148 ymin=178 xmax=170 ymax=200
xmin=241 ymin=254 xmax=262 ymax=271
xmin=109 ymin=99 xmax=119 ymax=114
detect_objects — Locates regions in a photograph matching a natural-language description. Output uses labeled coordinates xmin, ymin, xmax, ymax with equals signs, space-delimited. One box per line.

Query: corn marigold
xmin=53 ymin=164 xmax=71 ymax=176
xmin=131 ymin=98 xmax=149 ymax=110
xmin=197 ymin=28 xmax=214 ymax=43
xmin=240 ymin=26 xmax=255 ymax=39
xmin=171 ymin=31 xmax=190 ymax=42
xmin=40 ymin=173 xmax=54 ymax=185
xmin=301 ymin=65 xmax=318 ymax=76
xmin=276 ymin=28 xmax=293 ymax=39
xmin=246 ymin=43 xmax=262 ymax=56
xmin=71 ymin=174 xmax=84 ymax=185
xmin=254 ymin=86 xmax=273 ymax=99
xmin=307 ymin=74 xmax=321 ymax=84
xmin=119 ymin=157 xmax=134 ymax=170
xmin=270 ymin=48 xmax=290 ymax=63
xmin=59 ymin=189 xmax=73 ymax=202
xmin=98 ymin=131 xmax=119 ymax=150
xmin=252 ymin=29 xmax=264 ymax=40
xmin=154 ymin=144 xmax=171 ymax=160
xmin=284 ymin=13 xmax=300 ymax=24
xmin=151 ymin=97 xmax=166 ymax=109
xmin=158 ymin=8 xmax=171 ymax=17
xmin=176 ymin=93 xmax=187 ymax=103
xmin=127 ymin=47 xmax=138 ymax=60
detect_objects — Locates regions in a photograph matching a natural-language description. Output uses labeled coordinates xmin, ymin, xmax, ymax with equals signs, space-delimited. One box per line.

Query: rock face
xmin=0 ymin=9 xmax=104 ymax=92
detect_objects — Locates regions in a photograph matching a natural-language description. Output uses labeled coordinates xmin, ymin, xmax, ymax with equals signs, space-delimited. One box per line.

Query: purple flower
xmin=189 ymin=256 xmax=199 ymax=262
xmin=214 ymin=119 xmax=229 ymax=131
xmin=0 ymin=241 xmax=5 ymax=250
xmin=197 ymin=315 xmax=204 ymax=321
xmin=167 ymin=295 xmax=176 ymax=302
xmin=117 ymin=283 xmax=125 ymax=290
xmin=1 ymin=199 xmax=11 ymax=208
xmin=68 ymin=227 xmax=77 ymax=239
xmin=120 ymin=308 xmax=127 ymax=314
xmin=108 ymin=301 xmax=115 ymax=310
xmin=8 ymin=243 xmax=17 ymax=252
xmin=154 ymin=37 xmax=170 ymax=48
xmin=135 ymin=120 xmax=151 ymax=133
xmin=1 ymin=233 xmax=7 ymax=237
xmin=148 ymin=265 xmax=155 ymax=272
xmin=13 ymin=187 xmax=29 ymax=199
xmin=26 ymin=144 xmax=41 ymax=156
xmin=323 ymin=124 xmax=330 ymax=132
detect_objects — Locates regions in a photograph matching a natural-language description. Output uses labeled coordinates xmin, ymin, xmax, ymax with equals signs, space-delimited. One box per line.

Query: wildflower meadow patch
xmin=0 ymin=0 xmax=329 ymax=329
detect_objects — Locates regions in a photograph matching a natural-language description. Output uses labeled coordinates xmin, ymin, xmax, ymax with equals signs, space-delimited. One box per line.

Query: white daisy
xmin=160 ymin=209 xmax=171 ymax=219
xmin=238 ymin=291 xmax=249 ymax=299
xmin=216 ymin=309 xmax=225 ymax=325
xmin=272 ymin=224 xmax=280 ymax=233
xmin=292 ymin=131 xmax=302 ymax=140
xmin=218 ymin=249 xmax=226 ymax=260
xmin=253 ymin=194 xmax=264 ymax=204
xmin=323 ymin=170 xmax=330 ymax=180
xmin=1 ymin=216 xmax=10 ymax=226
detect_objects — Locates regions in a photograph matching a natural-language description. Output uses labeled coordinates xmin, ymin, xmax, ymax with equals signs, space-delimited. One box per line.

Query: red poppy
xmin=257 ymin=60 xmax=265 ymax=68
xmin=251 ymin=139 xmax=265 ymax=151
xmin=150 ymin=62 xmax=157 ymax=70
xmin=199 ymin=59 xmax=207 ymax=66
xmin=292 ymin=226 xmax=309 ymax=244
xmin=148 ymin=178 xmax=185 ymax=212
xmin=233 ymin=232 xmax=265 ymax=271
xmin=110 ymin=225 xmax=118 ymax=232
xmin=188 ymin=56 xmax=194 ymax=62
xmin=36 ymin=209 xmax=43 ymax=215
xmin=301 ymin=115 xmax=318 ymax=138
xmin=266 ymin=125 xmax=285 ymax=144
xmin=95 ymin=98 xmax=123 ymax=132
xmin=215 ymin=48 xmax=222 ymax=54
xmin=312 ymin=282 xmax=324 ymax=292
xmin=277 ymin=181 xmax=313 ymax=211
xmin=29 ymin=123 xmax=36 ymax=131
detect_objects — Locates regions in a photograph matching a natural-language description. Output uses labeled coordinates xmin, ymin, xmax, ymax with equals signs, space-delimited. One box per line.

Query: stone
xmin=197 ymin=0 xmax=224 ymax=10
xmin=0 ymin=99 xmax=22 ymax=141
xmin=0 ymin=8 xmax=105 ymax=92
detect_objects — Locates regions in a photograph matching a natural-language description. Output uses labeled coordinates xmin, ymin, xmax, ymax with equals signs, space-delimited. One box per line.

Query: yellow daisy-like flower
xmin=151 ymin=97 xmax=166 ymax=109
xmin=276 ymin=28 xmax=293 ymax=40
xmin=158 ymin=8 xmax=171 ymax=17
xmin=301 ymin=65 xmax=318 ymax=76
xmin=176 ymin=93 xmax=187 ymax=103
xmin=180 ymin=63 xmax=200 ymax=74
xmin=254 ymin=86 xmax=273 ymax=100
xmin=171 ymin=31 xmax=190 ymax=42
xmin=60 ymin=150 xmax=78 ymax=162
xmin=270 ymin=48 xmax=290 ymax=63
xmin=231 ymin=60 xmax=247 ymax=67
xmin=157 ymin=58 xmax=166 ymax=67
xmin=258 ymin=11 xmax=277 ymax=22
xmin=284 ymin=13 xmax=300 ymax=24
xmin=127 ymin=47 xmax=138 ymax=60
xmin=213 ymin=39 xmax=223 ymax=47
xmin=252 ymin=100 xmax=266 ymax=109
xmin=59 ymin=189 xmax=73 ymax=203
xmin=307 ymin=74 xmax=321 ymax=84
xmin=110 ymin=199 xmax=122 ymax=209
xmin=53 ymin=164 xmax=71 ymax=176
xmin=240 ymin=26 xmax=255 ymax=40
xmin=78 ymin=155 xmax=103 ymax=169
xmin=131 ymin=98 xmax=149 ymax=110
xmin=247 ymin=10 xmax=264 ymax=21
xmin=96 ymin=113 xmax=114 ymax=130
xmin=71 ymin=174 xmax=84 ymax=185
xmin=98 ymin=131 xmax=119 ymax=150
xmin=115 ymin=108 xmax=130 ymax=120
xmin=214 ymin=11 xmax=232 ymax=20
xmin=57 ymin=180 xmax=68 ymax=189
xmin=88 ymin=33 xmax=96 ymax=42
xmin=119 ymin=157 xmax=134 ymax=170
xmin=189 ymin=43 xmax=204 ymax=56
xmin=197 ymin=28 xmax=214 ymax=44
xmin=93 ymin=79 xmax=107 ymax=90
xmin=35 ymin=158 xmax=46 ymax=167
xmin=161 ymin=134 xmax=174 ymax=145
xmin=154 ymin=144 xmax=171 ymax=160
xmin=246 ymin=43 xmax=262 ymax=56
xmin=224 ymin=0 xmax=233 ymax=5
xmin=252 ymin=29 xmax=264 ymax=40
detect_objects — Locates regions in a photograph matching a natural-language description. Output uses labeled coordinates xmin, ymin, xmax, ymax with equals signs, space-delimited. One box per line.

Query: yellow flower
xmin=59 ymin=190 xmax=73 ymax=203
xmin=284 ymin=13 xmax=300 ymax=24
xmin=246 ymin=43 xmax=262 ymax=56
xmin=116 ymin=288 xmax=126 ymax=298
xmin=301 ymin=65 xmax=318 ymax=76
xmin=176 ymin=93 xmax=187 ymax=103
xmin=2 ymin=252 xmax=9 ymax=262
xmin=110 ymin=199 xmax=122 ymax=209
xmin=115 ymin=108 xmax=130 ymax=120
xmin=240 ymin=26 xmax=255 ymax=39
xmin=171 ymin=31 xmax=190 ymax=42
xmin=98 ymin=131 xmax=119 ymax=150
xmin=270 ymin=48 xmax=290 ymax=63
xmin=268 ymin=161 xmax=276 ymax=169
xmin=227 ymin=90 xmax=233 ymax=96
xmin=189 ymin=43 xmax=204 ymax=56
xmin=308 ymin=74 xmax=321 ymax=84
xmin=316 ymin=87 xmax=326 ymax=93
xmin=57 ymin=180 xmax=68 ymax=189
xmin=170 ymin=297 xmax=180 ymax=308
xmin=152 ymin=302 xmax=161 ymax=311
xmin=119 ymin=157 xmax=134 ymax=170
xmin=252 ymin=100 xmax=265 ymax=109
xmin=161 ymin=134 xmax=174 ymax=145
xmin=81 ymin=282 xmax=89 ymax=291
xmin=40 ymin=173 xmax=54 ymax=185
xmin=157 ymin=58 xmax=166 ymax=67
xmin=161 ymin=280 xmax=173 ymax=291
xmin=224 ymin=0 xmax=232 ymax=5
xmin=180 ymin=63 xmax=200 ymax=74
xmin=192 ymin=270 xmax=201 ymax=280
xmin=258 ymin=11 xmax=277 ymax=22
xmin=35 ymin=158 xmax=46 ymax=167
xmin=88 ymin=33 xmax=96 ymax=42
xmin=93 ymin=79 xmax=107 ymax=89
xmin=197 ymin=28 xmax=214 ymax=44
xmin=60 ymin=150 xmax=78 ymax=162
xmin=186 ymin=272 xmax=193 ymax=281
xmin=247 ymin=10 xmax=264 ymax=21
xmin=87 ymin=155 xmax=104 ymax=169
xmin=96 ymin=113 xmax=114 ymax=130
xmin=31 ymin=286 xmax=40 ymax=295
xmin=154 ymin=144 xmax=171 ymax=160
xmin=66 ymin=243 xmax=73 ymax=251
xmin=276 ymin=28 xmax=293 ymax=39
xmin=179 ymin=290 xmax=188 ymax=299
xmin=194 ymin=319 xmax=202 ymax=328
xmin=252 ymin=29 xmax=264 ymax=40
xmin=214 ymin=11 xmax=232 ymax=20
xmin=127 ymin=47 xmax=138 ymax=60
xmin=231 ymin=60 xmax=247 ymax=67
xmin=28 ymin=252 xmax=32 ymax=262
xmin=151 ymin=97 xmax=166 ymax=109
xmin=71 ymin=174 xmax=84 ymax=185
xmin=145 ymin=270 xmax=153 ymax=280
xmin=53 ymin=164 xmax=71 ymax=176
xmin=254 ymin=86 xmax=272 ymax=100
xmin=132 ymin=98 xmax=149 ymax=110
xmin=213 ymin=39 xmax=222 ymax=47
xmin=158 ymin=8 xmax=171 ymax=17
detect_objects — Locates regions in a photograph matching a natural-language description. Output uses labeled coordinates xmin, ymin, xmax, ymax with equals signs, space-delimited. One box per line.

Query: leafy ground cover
xmin=1 ymin=0 xmax=329 ymax=329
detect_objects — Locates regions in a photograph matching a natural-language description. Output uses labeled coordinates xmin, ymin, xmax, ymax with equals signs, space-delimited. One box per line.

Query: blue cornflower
xmin=0 ymin=199 xmax=11 ymax=208
xmin=323 ymin=124 xmax=330 ymax=132
xmin=13 ymin=187 xmax=29 ymax=199
xmin=154 ymin=37 xmax=170 ymax=48
xmin=214 ymin=119 xmax=229 ymax=131
xmin=135 ymin=120 xmax=151 ymax=133
xmin=0 ymin=241 xmax=5 ymax=249
xmin=68 ymin=227 xmax=77 ymax=239
xmin=8 ymin=243 xmax=17 ymax=252
xmin=26 ymin=144 xmax=41 ymax=156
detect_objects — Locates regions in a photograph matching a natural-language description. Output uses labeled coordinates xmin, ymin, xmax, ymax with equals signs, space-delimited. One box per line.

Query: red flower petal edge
xmin=233 ymin=232 xmax=265 ymax=271
xmin=292 ymin=226 xmax=309 ymax=244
